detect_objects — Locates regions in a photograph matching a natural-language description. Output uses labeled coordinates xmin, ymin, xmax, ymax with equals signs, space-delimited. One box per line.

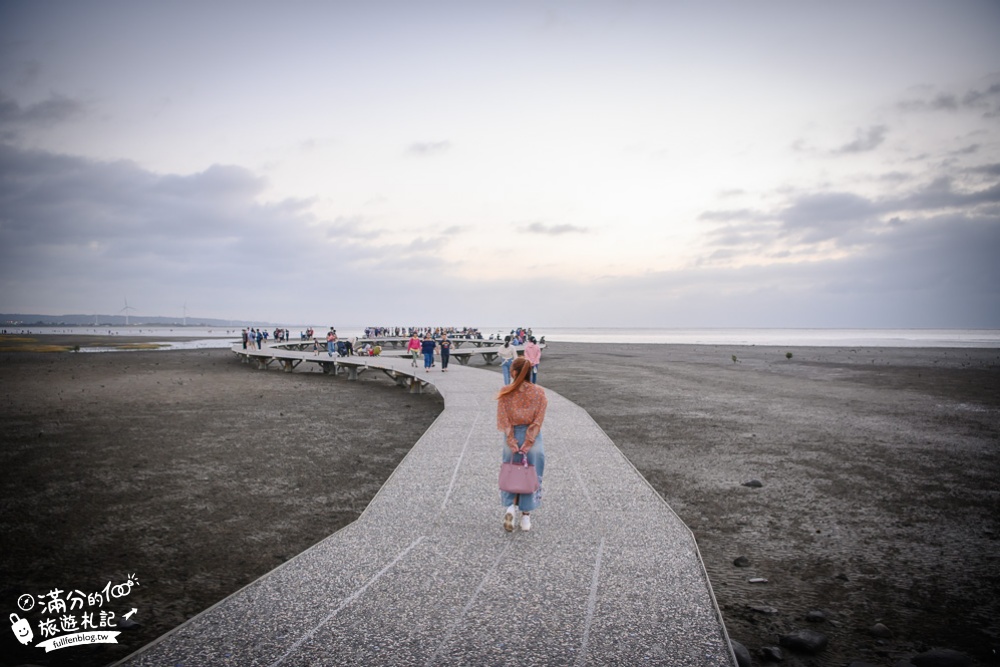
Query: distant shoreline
xmin=4 ymin=325 xmax=999 ymax=348
xmin=6 ymin=331 xmax=1000 ymax=352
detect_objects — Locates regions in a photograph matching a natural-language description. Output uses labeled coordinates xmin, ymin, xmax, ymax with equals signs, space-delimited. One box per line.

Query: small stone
xmin=734 ymin=556 xmax=751 ymax=567
xmin=748 ymin=577 xmax=768 ymax=583
xmin=805 ymin=610 xmax=827 ymax=622
xmin=761 ymin=646 xmax=783 ymax=662
xmin=910 ymin=648 xmax=974 ymax=667
xmin=116 ymin=617 xmax=141 ymax=630
xmin=742 ymin=479 xmax=764 ymax=488
xmin=779 ymin=629 xmax=828 ymax=654
xmin=731 ymin=640 xmax=753 ymax=667
xmin=869 ymin=622 xmax=892 ymax=638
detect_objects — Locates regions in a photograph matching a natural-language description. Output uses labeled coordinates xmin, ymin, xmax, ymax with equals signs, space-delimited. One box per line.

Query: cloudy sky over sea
xmin=2 ymin=1 xmax=998 ymax=328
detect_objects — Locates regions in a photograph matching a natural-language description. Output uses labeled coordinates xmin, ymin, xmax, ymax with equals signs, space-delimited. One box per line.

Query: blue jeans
xmin=327 ymin=341 xmax=335 ymax=356
xmin=501 ymin=359 xmax=513 ymax=385
xmin=500 ymin=426 xmax=544 ymax=512
xmin=423 ymin=351 xmax=434 ymax=368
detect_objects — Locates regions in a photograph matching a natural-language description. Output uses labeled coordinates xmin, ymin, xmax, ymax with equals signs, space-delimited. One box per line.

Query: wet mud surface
xmin=0 ymin=346 xmax=442 ymax=666
xmin=533 ymin=343 xmax=1000 ymax=667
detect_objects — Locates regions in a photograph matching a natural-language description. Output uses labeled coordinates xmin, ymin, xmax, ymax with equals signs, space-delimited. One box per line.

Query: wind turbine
xmin=182 ymin=303 xmax=188 ymax=327
xmin=120 ymin=298 xmax=136 ymax=326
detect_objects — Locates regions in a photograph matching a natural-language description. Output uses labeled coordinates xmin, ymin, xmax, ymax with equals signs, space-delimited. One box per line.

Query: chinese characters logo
xmin=9 ymin=573 xmax=139 ymax=653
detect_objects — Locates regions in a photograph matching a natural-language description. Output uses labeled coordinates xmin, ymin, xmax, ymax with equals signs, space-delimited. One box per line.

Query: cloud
xmin=696 ymin=172 xmax=1000 ymax=277
xmin=898 ymin=176 xmax=1000 ymax=211
xmin=324 ymin=215 xmax=383 ymax=240
xmin=519 ymin=221 xmax=589 ymax=235
xmin=967 ymin=163 xmax=1000 ymax=177
xmin=700 ymin=192 xmax=888 ymax=250
xmin=904 ymin=93 xmax=960 ymax=112
xmin=833 ymin=125 xmax=888 ymax=154
xmin=405 ymin=236 xmax=448 ymax=253
xmin=899 ymin=79 xmax=1000 ymax=117
xmin=779 ymin=192 xmax=879 ymax=241
xmin=0 ymin=144 xmax=379 ymax=320
xmin=0 ymin=90 xmax=85 ymax=139
xmin=698 ymin=208 xmax=769 ymax=223
xmin=950 ymin=144 xmax=980 ymax=157
xmin=963 ymin=82 xmax=1000 ymax=116
xmin=532 ymin=209 xmax=1000 ymax=328
xmin=405 ymin=141 xmax=452 ymax=157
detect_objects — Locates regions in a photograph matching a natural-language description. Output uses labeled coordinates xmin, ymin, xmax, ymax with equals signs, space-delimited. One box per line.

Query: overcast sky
xmin=2 ymin=1 xmax=999 ymax=328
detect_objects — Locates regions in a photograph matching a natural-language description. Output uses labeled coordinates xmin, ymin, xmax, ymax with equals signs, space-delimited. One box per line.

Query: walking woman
xmin=496 ymin=356 xmax=547 ymax=532
xmin=524 ymin=336 xmax=541 ymax=383
xmin=407 ymin=333 xmax=421 ymax=367
xmin=497 ymin=335 xmax=517 ymax=385
xmin=421 ymin=333 xmax=437 ymax=372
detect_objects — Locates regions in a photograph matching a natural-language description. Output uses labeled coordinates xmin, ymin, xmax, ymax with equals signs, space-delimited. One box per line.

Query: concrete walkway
xmin=117 ymin=352 xmax=736 ymax=666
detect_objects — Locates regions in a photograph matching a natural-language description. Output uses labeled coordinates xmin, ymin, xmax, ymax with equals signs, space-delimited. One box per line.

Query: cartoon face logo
xmin=10 ymin=613 xmax=34 ymax=645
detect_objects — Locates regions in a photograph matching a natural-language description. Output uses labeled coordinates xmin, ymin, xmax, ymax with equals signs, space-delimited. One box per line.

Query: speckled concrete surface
xmin=115 ymin=349 xmax=736 ymax=666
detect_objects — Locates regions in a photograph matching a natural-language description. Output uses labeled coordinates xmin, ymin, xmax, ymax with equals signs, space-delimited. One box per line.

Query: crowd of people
xmin=364 ymin=326 xmax=484 ymax=339
xmin=241 ymin=328 xmax=293 ymax=349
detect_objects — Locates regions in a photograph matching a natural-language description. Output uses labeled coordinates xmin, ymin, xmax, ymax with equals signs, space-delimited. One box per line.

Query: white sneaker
xmin=520 ymin=514 xmax=531 ymax=531
xmin=503 ymin=505 xmax=516 ymax=533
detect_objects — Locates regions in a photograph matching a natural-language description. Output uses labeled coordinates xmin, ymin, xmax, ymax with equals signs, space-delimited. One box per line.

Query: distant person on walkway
xmin=326 ymin=329 xmax=336 ymax=357
xmin=439 ymin=334 xmax=451 ymax=372
xmin=255 ymin=329 xmax=263 ymax=349
xmin=421 ymin=334 xmax=437 ymax=373
xmin=312 ymin=338 xmax=320 ymax=355
xmin=407 ymin=333 xmax=421 ymax=367
xmin=497 ymin=335 xmax=517 ymax=385
xmin=241 ymin=329 xmax=248 ymax=350
xmin=496 ymin=356 xmax=547 ymax=532
xmin=524 ymin=336 xmax=541 ymax=383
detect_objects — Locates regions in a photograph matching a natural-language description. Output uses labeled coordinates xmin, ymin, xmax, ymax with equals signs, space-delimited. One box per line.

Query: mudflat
xmin=1 ymin=338 xmax=998 ymax=666
xmin=0 ymin=342 xmax=443 ymax=667
xmin=529 ymin=342 xmax=1000 ymax=667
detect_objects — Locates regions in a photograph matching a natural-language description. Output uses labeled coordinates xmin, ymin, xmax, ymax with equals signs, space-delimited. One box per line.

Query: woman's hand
xmin=520 ymin=441 xmax=533 ymax=455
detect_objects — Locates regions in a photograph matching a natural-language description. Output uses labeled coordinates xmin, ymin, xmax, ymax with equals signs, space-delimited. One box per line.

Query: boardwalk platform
xmin=116 ymin=348 xmax=736 ymax=666
xmin=262 ymin=339 xmax=535 ymax=366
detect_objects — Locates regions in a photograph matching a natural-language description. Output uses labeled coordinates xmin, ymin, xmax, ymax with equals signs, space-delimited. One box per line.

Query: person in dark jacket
xmin=439 ymin=334 xmax=452 ymax=372
xmin=421 ymin=334 xmax=436 ymax=373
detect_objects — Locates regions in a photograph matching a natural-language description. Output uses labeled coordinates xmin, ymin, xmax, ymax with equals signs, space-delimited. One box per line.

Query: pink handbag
xmin=499 ymin=453 xmax=539 ymax=494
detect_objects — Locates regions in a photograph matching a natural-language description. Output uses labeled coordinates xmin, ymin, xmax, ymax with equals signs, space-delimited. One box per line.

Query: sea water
xmin=534 ymin=327 xmax=1000 ymax=348
xmin=11 ymin=325 xmax=1000 ymax=349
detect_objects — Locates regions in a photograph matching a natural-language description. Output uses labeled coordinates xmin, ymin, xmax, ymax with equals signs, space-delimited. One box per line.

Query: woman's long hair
xmin=497 ymin=356 xmax=531 ymax=398
xmin=503 ymin=335 xmax=511 ymax=348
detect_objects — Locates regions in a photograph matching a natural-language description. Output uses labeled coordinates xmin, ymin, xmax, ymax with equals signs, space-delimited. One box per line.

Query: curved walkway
xmin=117 ymin=348 xmax=736 ymax=666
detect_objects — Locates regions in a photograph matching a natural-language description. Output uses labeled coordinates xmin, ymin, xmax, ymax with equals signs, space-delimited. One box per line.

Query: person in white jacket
xmin=497 ymin=335 xmax=518 ymax=385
